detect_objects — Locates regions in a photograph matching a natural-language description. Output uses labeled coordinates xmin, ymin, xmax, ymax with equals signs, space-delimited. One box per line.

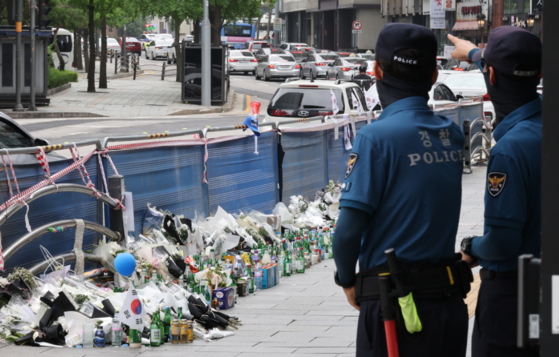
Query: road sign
xmin=352 ymin=20 xmax=363 ymax=31
xmin=274 ymin=24 xmax=282 ymax=32
xmin=352 ymin=30 xmax=362 ymax=34
xmin=274 ymin=18 xmax=283 ymax=25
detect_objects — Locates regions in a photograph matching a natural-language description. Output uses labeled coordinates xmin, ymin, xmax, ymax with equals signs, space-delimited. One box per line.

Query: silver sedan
xmin=326 ymin=57 xmax=367 ymax=81
xmin=228 ymin=50 xmax=258 ymax=75
xmin=255 ymin=54 xmax=300 ymax=81
xmin=300 ymin=54 xmax=340 ymax=79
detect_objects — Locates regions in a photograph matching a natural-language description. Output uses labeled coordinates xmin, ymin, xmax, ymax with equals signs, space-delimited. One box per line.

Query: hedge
xmin=47 ymin=67 xmax=78 ymax=89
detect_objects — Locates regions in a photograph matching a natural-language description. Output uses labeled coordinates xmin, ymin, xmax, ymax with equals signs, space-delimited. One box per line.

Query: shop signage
xmin=532 ymin=0 xmax=543 ymax=14
xmin=431 ymin=0 xmax=445 ymax=19
xmin=443 ymin=0 xmax=456 ymax=11
xmin=456 ymin=1 xmax=487 ymax=22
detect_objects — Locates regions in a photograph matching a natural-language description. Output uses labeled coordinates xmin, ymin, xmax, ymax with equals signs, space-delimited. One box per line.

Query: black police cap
xmin=471 ymin=26 xmax=541 ymax=76
xmin=375 ymin=23 xmax=438 ymax=66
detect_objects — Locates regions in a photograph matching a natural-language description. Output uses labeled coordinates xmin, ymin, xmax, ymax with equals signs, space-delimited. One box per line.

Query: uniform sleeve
xmin=468 ymin=48 xmax=484 ymax=72
xmin=339 ymin=133 xmax=386 ymax=215
xmin=484 ymin=153 xmax=527 ymax=230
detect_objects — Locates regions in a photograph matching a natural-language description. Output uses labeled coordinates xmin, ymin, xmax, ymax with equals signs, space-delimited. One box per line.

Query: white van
xmin=50 ymin=28 xmax=74 ymax=70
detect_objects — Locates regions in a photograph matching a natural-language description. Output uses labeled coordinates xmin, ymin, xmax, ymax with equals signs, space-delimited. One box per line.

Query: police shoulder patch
xmin=346 ymin=153 xmax=358 ymax=179
xmin=487 ymin=172 xmax=507 ymax=197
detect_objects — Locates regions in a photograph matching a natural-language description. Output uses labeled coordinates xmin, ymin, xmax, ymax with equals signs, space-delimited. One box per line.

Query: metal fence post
xmin=161 ymin=62 xmax=166 ymax=80
xmin=108 ymin=175 xmax=125 ymax=244
xmin=133 ymin=61 xmax=137 ymax=80
xmin=114 ymin=56 xmax=118 ymax=74
xmin=463 ymin=119 xmax=472 ymax=174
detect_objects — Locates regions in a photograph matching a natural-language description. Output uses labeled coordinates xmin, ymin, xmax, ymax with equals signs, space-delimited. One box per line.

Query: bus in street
xmin=221 ymin=23 xmax=255 ymax=49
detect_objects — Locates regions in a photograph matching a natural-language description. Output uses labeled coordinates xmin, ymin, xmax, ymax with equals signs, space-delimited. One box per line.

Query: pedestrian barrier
xmin=112 ymin=53 xmax=140 ymax=75
xmin=134 ymin=61 xmax=178 ymax=81
xmin=0 ymin=99 xmax=484 ymax=274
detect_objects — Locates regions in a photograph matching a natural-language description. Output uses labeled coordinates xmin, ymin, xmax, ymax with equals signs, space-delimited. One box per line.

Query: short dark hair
xmin=376 ymin=48 xmax=436 ymax=82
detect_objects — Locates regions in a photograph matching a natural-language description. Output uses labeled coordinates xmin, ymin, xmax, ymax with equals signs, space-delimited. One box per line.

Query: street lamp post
xmin=477 ymin=14 xmax=486 ymax=43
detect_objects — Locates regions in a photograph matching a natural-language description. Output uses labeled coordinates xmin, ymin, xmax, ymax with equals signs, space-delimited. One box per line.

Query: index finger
xmin=447 ymin=34 xmax=459 ymax=45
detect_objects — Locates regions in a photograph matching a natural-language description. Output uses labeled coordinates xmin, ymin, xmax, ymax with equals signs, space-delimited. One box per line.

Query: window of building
xmin=109 ymin=27 xmax=113 ymax=33
xmin=504 ymin=0 xmax=518 ymax=14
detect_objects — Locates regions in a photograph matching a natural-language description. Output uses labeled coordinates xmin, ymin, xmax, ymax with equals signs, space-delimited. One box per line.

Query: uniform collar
xmin=493 ymin=96 xmax=542 ymax=142
xmin=377 ymin=97 xmax=430 ymax=121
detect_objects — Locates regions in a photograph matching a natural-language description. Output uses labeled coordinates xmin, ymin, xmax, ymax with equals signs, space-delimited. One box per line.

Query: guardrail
xmin=133 ymin=61 xmax=177 ymax=81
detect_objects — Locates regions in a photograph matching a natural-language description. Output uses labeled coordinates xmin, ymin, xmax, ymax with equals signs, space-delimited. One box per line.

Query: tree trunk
xmin=193 ymin=18 xmax=201 ymax=43
xmin=53 ymin=27 xmax=65 ymax=71
xmin=266 ymin=9 xmax=272 ymax=43
xmin=255 ymin=17 xmax=262 ymax=40
xmin=75 ymin=28 xmax=83 ymax=70
xmin=174 ymin=18 xmax=181 ymax=82
xmin=87 ymin=0 xmax=95 ymax=92
xmin=210 ymin=5 xmax=222 ymax=46
xmin=99 ymin=15 xmax=107 ymax=88
xmin=83 ymin=29 xmax=89 ymax=72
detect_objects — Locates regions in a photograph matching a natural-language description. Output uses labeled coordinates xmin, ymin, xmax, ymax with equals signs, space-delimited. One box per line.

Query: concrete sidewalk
xmin=0 ymin=166 xmax=487 ymax=356
xmin=1 ymin=60 xmax=239 ymax=119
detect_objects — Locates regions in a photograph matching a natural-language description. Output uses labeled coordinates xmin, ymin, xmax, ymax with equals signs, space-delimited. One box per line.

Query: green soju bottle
xmin=163 ymin=307 xmax=171 ymax=338
xmin=284 ymin=249 xmax=292 ymax=277
xmin=297 ymin=247 xmax=305 ymax=273
xmin=150 ymin=311 xmax=161 ymax=347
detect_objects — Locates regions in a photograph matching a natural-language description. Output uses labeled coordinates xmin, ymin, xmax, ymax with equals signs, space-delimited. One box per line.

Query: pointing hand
xmin=447 ymin=34 xmax=477 ymax=62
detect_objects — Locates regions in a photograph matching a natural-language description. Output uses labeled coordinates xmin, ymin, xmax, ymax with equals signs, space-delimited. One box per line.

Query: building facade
xmin=280 ymin=0 xmax=542 ymax=54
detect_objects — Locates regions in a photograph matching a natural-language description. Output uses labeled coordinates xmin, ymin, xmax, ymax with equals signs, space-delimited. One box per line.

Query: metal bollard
xmin=114 ymin=56 xmax=118 ymax=74
xmin=133 ymin=62 xmax=137 ymax=80
xmin=484 ymin=116 xmax=493 ymax=160
xmin=463 ymin=119 xmax=472 ymax=174
xmin=161 ymin=62 xmax=166 ymax=80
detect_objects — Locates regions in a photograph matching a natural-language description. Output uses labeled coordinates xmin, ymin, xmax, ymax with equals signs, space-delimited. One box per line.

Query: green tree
xmin=208 ymin=0 xmax=264 ymax=46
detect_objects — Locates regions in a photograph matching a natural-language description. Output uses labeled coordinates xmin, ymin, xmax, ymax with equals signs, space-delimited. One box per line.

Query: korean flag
xmin=330 ymin=89 xmax=340 ymax=115
xmin=119 ymin=286 xmax=145 ymax=330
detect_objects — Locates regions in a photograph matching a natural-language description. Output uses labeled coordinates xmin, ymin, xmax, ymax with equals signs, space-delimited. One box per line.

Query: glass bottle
xmin=255 ymin=261 xmax=263 ymax=290
xmin=150 ymin=311 xmax=161 ymax=347
xmin=204 ymin=280 xmax=213 ymax=304
xmin=151 ymin=271 xmax=158 ymax=287
xmin=177 ymin=307 xmax=183 ymax=321
xmin=112 ymin=313 xmax=122 ymax=347
xmin=328 ymin=235 xmax=334 ymax=259
xmin=83 ymin=319 xmax=94 ymax=348
xmin=209 ymin=249 xmax=216 ymax=267
xmin=284 ymin=249 xmax=292 ymax=277
xmin=230 ymin=271 xmax=238 ymax=303
xmin=297 ymin=247 xmax=305 ymax=273
xmin=163 ymin=307 xmax=171 ymax=338
xmin=246 ymin=264 xmax=255 ymax=294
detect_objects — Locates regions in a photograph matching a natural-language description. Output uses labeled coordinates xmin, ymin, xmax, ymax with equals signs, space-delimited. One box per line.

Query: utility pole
xmin=201 ymin=0 xmax=211 ymax=107
xmin=29 ymin=0 xmax=37 ymax=111
xmin=14 ymin=0 xmax=24 ymax=112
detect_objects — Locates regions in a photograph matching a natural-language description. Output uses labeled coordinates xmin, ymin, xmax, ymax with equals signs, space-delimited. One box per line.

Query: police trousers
xmin=356 ymin=293 xmax=468 ymax=357
xmin=472 ymin=276 xmax=539 ymax=357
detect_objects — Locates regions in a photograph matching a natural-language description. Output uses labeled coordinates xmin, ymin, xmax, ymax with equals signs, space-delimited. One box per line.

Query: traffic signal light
xmin=7 ymin=0 xmax=15 ymax=22
xmin=39 ymin=0 xmax=52 ymax=29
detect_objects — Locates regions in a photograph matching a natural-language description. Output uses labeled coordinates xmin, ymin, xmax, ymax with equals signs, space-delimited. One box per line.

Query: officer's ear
xmin=374 ymin=61 xmax=383 ymax=81
xmin=489 ymin=66 xmax=497 ymax=86
xmin=431 ymin=68 xmax=439 ymax=86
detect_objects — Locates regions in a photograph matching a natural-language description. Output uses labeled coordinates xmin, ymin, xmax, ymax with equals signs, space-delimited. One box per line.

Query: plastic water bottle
xmin=278 ymin=251 xmax=285 ymax=277
xmin=83 ymin=319 xmax=94 ymax=348
xmin=255 ymin=261 xmax=263 ymax=290
xmin=112 ymin=313 xmax=122 ymax=347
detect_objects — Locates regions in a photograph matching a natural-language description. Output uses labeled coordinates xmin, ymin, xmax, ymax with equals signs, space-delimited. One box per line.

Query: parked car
xmin=145 ymin=39 xmax=174 ymax=60
xmin=118 ymin=37 xmax=142 ymax=55
xmin=255 ymin=54 xmax=300 ymax=81
xmin=325 ymin=57 xmax=367 ymax=81
xmin=300 ymin=54 xmax=339 ymax=79
xmin=356 ymin=53 xmax=374 ymax=61
xmin=241 ymin=41 xmax=271 ymax=52
xmin=439 ymin=73 xmax=495 ymax=122
xmin=138 ymin=34 xmax=162 ymax=51
xmin=368 ymin=82 xmax=463 ymax=112
xmin=228 ymin=50 xmax=258 ymax=75
xmin=279 ymin=43 xmax=308 ymax=51
xmin=253 ymin=48 xmax=286 ymax=61
xmin=103 ymin=37 xmax=121 ymax=55
xmin=263 ymin=79 xmax=367 ymax=122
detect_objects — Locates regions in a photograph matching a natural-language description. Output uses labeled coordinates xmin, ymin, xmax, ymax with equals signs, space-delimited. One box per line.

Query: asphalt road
xmin=21 ymin=59 xmax=285 ymax=144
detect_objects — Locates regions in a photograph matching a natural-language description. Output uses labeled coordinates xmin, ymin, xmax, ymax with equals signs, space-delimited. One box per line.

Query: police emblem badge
xmin=487 ymin=172 xmax=507 ymax=197
xmin=346 ymin=153 xmax=358 ymax=179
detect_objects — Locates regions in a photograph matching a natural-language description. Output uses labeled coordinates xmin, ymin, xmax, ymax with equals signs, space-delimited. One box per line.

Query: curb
xmin=168 ymin=90 xmax=237 ymax=116
xmin=47 ymin=83 xmax=72 ymax=97
xmin=4 ymin=111 xmax=106 ymax=119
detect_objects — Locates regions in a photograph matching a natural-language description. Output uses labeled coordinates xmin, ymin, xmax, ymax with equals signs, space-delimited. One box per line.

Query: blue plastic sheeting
xmin=282 ymin=131 xmax=327 ymax=203
xmin=0 ymin=158 xmax=99 ymax=273
xmin=106 ymin=146 xmax=207 ymax=235
xmin=327 ymin=126 xmax=352 ymax=184
xmin=207 ymin=132 xmax=279 ymax=215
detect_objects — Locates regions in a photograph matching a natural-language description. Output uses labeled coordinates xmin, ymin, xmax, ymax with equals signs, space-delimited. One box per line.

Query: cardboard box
xmin=213 ymin=287 xmax=235 ymax=310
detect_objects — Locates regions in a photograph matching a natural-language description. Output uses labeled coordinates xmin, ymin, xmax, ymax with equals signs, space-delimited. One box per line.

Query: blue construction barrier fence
xmin=0 ymin=101 xmax=485 ymax=273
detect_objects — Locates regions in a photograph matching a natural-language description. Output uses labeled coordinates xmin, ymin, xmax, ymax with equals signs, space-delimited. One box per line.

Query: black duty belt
xmin=479 ymin=268 xmax=518 ymax=280
xmin=355 ymin=258 xmax=472 ymax=303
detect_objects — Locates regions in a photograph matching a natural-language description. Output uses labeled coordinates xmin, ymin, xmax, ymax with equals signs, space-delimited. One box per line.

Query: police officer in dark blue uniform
xmin=333 ymin=23 xmax=469 ymax=356
xmin=449 ymin=27 xmax=542 ymax=357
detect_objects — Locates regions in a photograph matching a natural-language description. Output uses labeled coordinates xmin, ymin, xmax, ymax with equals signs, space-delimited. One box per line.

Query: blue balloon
xmin=114 ymin=252 xmax=137 ymax=277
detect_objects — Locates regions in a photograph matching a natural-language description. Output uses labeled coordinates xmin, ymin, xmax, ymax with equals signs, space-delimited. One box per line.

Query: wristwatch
xmin=334 ymin=271 xmax=356 ymax=289
xmin=460 ymin=236 xmax=477 ymax=259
